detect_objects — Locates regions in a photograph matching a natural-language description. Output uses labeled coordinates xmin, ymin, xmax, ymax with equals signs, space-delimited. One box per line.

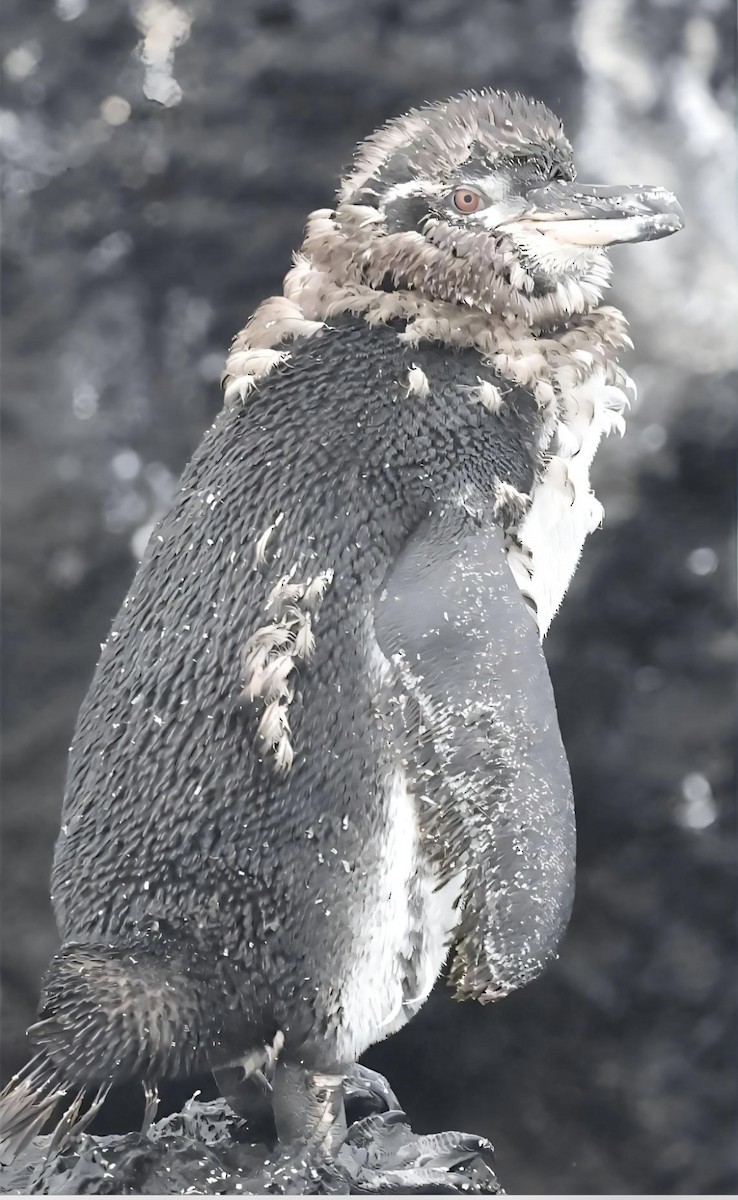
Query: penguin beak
xmin=500 ymin=181 xmax=684 ymax=246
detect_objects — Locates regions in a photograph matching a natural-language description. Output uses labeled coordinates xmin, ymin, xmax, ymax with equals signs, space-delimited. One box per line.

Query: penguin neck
xmin=225 ymin=209 xmax=634 ymax=434
xmin=220 ymin=217 xmax=636 ymax=638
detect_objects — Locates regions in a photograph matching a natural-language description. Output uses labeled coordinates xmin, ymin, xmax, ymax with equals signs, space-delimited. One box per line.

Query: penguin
xmin=0 ymin=89 xmax=683 ymax=1162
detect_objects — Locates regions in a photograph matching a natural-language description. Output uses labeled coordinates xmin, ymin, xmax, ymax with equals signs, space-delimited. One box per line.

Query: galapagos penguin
xmin=0 ymin=90 xmax=683 ymax=1160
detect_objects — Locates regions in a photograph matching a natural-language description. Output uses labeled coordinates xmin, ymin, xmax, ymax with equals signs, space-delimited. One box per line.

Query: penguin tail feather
xmin=32 ymin=939 xmax=208 ymax=1080
xmin=0 ymin=1051 xmax=111 ymax=1168
xmin=0 ymin=1052 xmax=66 ymax=1164
xmin=0 ymin=938 xmax=212 ymax=1164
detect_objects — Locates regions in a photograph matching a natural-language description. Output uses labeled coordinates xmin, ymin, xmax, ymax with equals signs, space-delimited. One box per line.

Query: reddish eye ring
xmin=452 ymin=188 xmax=483 ymax=213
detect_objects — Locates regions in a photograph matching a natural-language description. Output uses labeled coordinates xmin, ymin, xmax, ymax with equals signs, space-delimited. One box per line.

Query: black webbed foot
xmin=336 ymin=1112 xmax=502 ymax=1194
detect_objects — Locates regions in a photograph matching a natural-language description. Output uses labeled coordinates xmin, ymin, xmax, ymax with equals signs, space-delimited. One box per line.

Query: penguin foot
xmin=342 ymin=1062 xmax=401 ymax=1121
xmin=335 ymin=1112 xmax=502 ymax=1194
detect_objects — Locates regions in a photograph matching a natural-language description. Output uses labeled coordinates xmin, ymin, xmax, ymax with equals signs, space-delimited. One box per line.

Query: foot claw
xmin=141 ymin=1083 xmax=160 ymax=1136
xmin=336 ymin=1114 xmax=501 ymax=1193
xmin=342 ymin=1064 xmax=402 ymax=1120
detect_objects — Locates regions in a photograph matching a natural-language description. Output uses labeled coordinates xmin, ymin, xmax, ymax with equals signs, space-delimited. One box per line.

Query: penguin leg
xmin=212 ymin=1029 xmax=286 ymax=1135
xmin=271 ymin=1061 xmax=347 ymax=1152
xmin=212 ymin=1064 xmax=274 ymax=1136
xmin=220 ymin=1059 xmax=400 ymax=1143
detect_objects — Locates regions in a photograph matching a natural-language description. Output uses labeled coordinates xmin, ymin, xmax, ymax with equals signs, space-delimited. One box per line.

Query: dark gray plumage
xmin=0 ymin=89 xmax=683 ymax=1162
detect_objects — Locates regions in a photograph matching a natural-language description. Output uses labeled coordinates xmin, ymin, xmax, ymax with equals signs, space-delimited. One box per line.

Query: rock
xmin=0 ymin=1094 xmax=502 ymax=1195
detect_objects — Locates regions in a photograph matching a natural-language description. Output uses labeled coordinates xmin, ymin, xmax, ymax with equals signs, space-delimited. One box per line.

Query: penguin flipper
xmin=374 ymin=501 xmax=576 ymax=1002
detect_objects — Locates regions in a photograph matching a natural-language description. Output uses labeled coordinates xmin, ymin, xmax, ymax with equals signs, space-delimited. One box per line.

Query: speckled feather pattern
xmin=51 ymin=318 xmax=544 ymax=1072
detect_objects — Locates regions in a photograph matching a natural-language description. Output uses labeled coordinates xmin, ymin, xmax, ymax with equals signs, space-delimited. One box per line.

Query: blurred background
xmin=1 ymin=0 xmax=736 ymax=1193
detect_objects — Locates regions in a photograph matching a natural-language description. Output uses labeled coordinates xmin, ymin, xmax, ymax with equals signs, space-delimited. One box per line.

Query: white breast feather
xmin=334 ymin=762 xmax=464 ymax=1060
xmin=508 ymin=365 xmax=632 ymax=636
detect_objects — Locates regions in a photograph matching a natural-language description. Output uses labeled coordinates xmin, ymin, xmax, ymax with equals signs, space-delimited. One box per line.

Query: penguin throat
xmin=221 ymin=209 xmax=635 ymax=636
xmin=295 ymin=205 xmax=612 ymax=329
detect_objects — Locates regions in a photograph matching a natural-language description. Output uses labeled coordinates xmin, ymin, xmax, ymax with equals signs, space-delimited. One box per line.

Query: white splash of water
xmin=678 ymin=772 xmax=718 ymax=831
xmin=132 ymin=0 xmax=193 ymax=108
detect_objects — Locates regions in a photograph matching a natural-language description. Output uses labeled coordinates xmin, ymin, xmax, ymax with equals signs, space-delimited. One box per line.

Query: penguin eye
xmin=452 ymin=188 xmax=483 ymax=214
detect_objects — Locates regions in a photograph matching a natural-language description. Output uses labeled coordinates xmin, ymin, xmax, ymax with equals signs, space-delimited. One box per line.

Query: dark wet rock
xmin=0 ymin=1096 xmax=502 ymax=1195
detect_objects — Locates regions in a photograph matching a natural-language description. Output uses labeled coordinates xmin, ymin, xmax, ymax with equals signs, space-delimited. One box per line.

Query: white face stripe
xmin=381 ymin=173 xmax=523 ymax=231
xmin=381 ymin=179 xmax=445 ymax=204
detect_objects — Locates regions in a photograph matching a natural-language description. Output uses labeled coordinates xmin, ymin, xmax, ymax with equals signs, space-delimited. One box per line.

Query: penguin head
xmin=333 ymin=90 xmax=683 ymax=325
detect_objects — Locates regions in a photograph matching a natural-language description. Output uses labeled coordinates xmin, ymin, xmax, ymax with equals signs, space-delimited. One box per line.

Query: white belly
xmin=333 ymin=765 xmax=464 ymax=1062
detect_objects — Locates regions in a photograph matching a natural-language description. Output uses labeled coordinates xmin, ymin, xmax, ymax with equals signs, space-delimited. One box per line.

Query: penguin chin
xmin=501 ymin=229 xmax=613 ymax=316
xmin=509 ymin=228 xmax=609 ymax=284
